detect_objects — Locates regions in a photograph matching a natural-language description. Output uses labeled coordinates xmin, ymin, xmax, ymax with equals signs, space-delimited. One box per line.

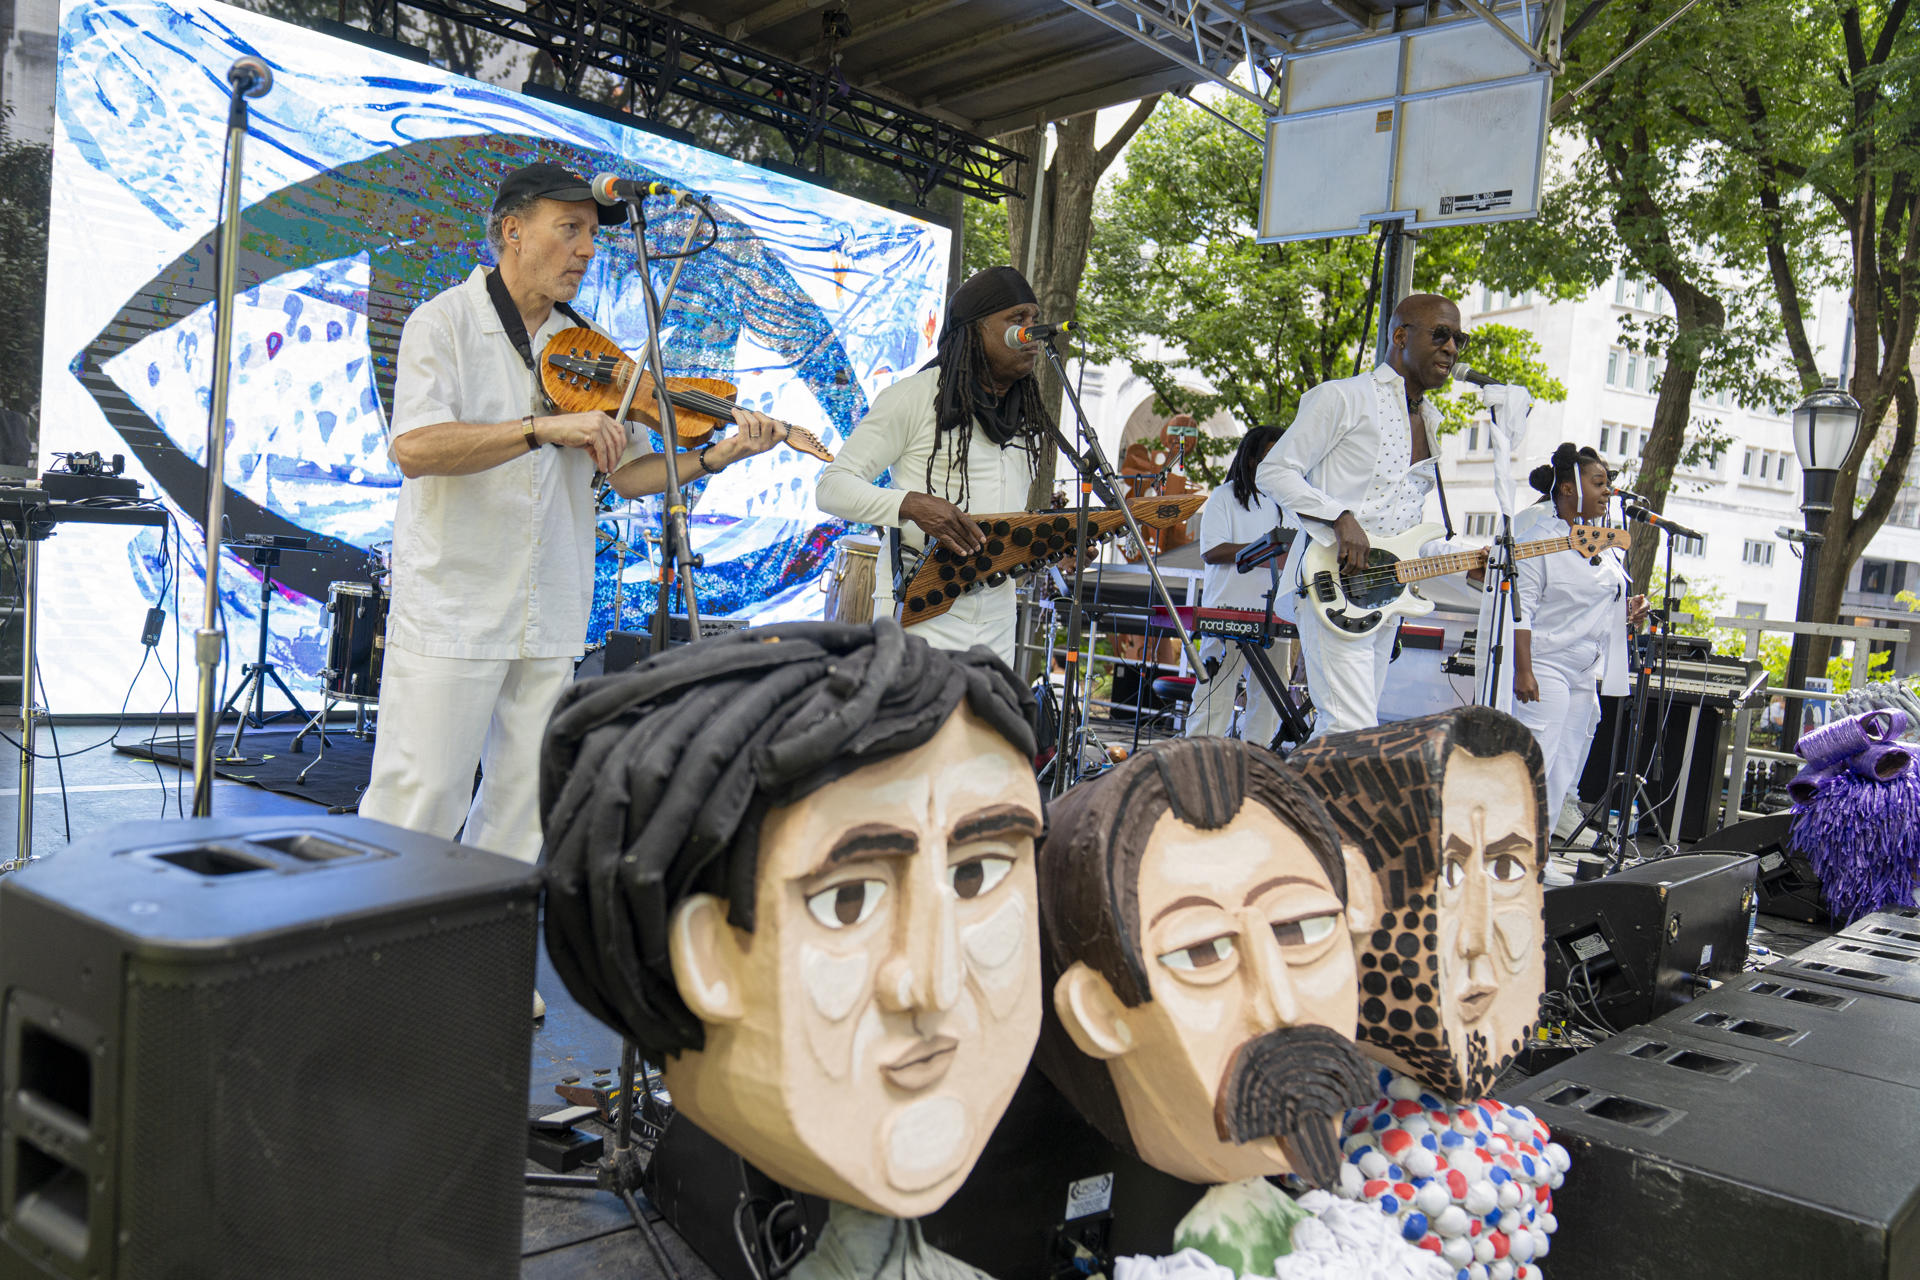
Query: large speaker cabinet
xmin=0 ymin=817 xmax=539 ymax=1279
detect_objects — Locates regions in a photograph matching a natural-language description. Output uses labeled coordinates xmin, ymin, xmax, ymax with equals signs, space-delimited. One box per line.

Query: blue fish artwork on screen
xmin=40 ymin=0 xmax=950 ymax=712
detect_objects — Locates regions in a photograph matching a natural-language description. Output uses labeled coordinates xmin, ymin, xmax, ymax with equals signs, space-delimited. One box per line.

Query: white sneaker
xmin=533 ymin=988 xmax=547 ymax=1019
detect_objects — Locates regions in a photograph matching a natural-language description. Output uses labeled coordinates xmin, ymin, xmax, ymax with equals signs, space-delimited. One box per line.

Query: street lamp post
xmin=1783 ymin=378 xmax=1864 ymax=750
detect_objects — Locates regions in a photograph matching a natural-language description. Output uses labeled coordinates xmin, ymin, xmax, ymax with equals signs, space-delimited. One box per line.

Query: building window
xmin=1735 ymin=601 xmax=1767 ymax=619
xmin=1465 ymin=424 xmax=1480 ymax=453
xmin=1861 ymin=560 xmax=1894 ymax=594
xmin=1645 ymin=359 xmax=1662 ymax=393
xmin=1625 ymin=353 xmax=1639 ymax=388
xmin=1676 ymin=534 xmax=1706 ymax=557
xmin=1606 ymin=350 xmax=1620 ymax=385
xmin=1614 ymin=270 xmax=1629 ymax=304
xmin=1742 ymin=539 xmax=1775 ymax=567
xmin=1598 ymin=425 xmax=1611 ymax=454
xmin=1465 ymin=512 xmax=1496 ymax=537
xmin=1742 ymin=448 xmax=1756 ymax=477
xmin=1775 ymin=453 xmax=1789 ymax=482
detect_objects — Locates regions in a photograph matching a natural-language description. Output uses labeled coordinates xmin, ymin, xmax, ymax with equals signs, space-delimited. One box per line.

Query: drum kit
xmin=288 ymin=542 xmax=391 ymax=778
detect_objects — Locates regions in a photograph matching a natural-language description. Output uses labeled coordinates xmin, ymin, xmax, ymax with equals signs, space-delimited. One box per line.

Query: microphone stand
xmin=611 ymin=193 xmax=705 ymax=656
xmin=1473 ymin=393 xmax=1522 ymax=710
xmin=1037 ymin=338 xmax=1202 ymax=796
xmin=191 ymin=57 xmax=271 ymax=818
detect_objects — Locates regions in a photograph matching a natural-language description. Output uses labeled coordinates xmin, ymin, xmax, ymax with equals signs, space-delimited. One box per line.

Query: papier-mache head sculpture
xmin=539 ymin=620 xmax=1043 ymax=1218
xmin=1033 ymin=736 xmax=1380 ymax=1189
xmin=1289 ymin=707 xmax=1549 ymax=1101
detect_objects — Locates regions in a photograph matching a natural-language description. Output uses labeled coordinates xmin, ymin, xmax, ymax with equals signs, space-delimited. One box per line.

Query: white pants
xmin=1511 ymin=654 xmax=1604 ymax=826
xmin=903 ymin=579 xmax=1017 ymax=671
xmin=1187 ymin=638 xmax=1281 ymax=747
xmin=1296 ymin=614 xmax=1398 ymax=738
xmin=357 ymin=644 xmax=575 ymax=863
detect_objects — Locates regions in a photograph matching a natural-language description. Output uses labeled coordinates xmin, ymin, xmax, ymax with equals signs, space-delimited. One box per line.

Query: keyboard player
xmin=1187 ymin=427 xmax=1286 ymax=742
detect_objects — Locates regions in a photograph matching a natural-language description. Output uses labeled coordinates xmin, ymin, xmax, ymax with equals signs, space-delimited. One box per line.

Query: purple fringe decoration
xmin=1798 ymin=710 xmax=1903 ymax=766
xmin=1791 ymin=766 xmax=1920 ymax=926
xmin=1852 ymin=743 xmax=1914 ymax=783
xmin=1789 ymin=762 xmax=1846 ymax=804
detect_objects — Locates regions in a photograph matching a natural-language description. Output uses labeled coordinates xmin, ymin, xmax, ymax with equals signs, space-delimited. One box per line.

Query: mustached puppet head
xmin=1033 ymin=737 xmax=1378 ymax=1188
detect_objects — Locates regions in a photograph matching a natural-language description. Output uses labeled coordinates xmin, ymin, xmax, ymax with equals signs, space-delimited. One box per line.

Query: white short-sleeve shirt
xmin=1197 ymin=484 xmax=1285 ymax=610
xmin=385 ymin=266 xmax=651 ymax=661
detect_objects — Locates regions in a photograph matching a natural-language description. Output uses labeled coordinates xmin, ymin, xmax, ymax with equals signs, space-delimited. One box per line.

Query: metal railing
xmin=1716 ymin=616 xmax=1910 ymax=828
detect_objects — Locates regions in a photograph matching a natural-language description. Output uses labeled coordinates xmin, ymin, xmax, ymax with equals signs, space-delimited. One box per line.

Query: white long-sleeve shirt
xmin=1512 ymin=501 xmax=1630 ymax=696
xmin=814 ymin=367 xmax=1036 ymax=663
xmin=1255 ymin=363 xmax=1441 ymax=547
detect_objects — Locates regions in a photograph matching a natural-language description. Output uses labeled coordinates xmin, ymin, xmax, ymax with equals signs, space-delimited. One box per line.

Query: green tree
xmin=1540 ymin=0 xmax=1918 ymax=614
xmin=0 ymin=109 xmax=52 ymax=420
xmin=1078 ymin=96 xmax=1566 ymax=453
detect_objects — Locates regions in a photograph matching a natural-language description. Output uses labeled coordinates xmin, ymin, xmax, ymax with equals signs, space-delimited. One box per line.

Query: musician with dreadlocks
xmin=1187 ymin=426 xmax=1286 ymax=743
xmin=816 ymin=266 xmax=1052 ymax=668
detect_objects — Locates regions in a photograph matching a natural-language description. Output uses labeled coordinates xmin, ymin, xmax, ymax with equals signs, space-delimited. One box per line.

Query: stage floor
xmin=0 ymin=720 xmax=717 ymax=1280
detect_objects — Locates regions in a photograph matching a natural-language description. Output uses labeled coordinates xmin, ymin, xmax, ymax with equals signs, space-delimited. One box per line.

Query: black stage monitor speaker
xmin=1543 ymin=853 xmax=1757 ymax=1031
xmin=1763 ymin=933 xmax=1920 ymax=1004
xmin=1648 ymin=971 xmax=1920 ymax=1091
xmin=1501 ymin=1026 xmax=1920 ymax=1279
xmin=0 ymin=817 xmax=539 ymax=1280
xmin=1692 ymin=812 xmax=1833 ymax=925
xmin=1840 ymin=906 xmax=1920 ymax=952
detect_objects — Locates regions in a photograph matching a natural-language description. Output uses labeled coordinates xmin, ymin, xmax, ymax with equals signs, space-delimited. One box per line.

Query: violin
xmin=540 ymin=327 xmax=835 ymax=463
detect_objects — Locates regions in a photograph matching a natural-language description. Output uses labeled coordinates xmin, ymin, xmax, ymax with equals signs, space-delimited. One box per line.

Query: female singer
xmin=1511 ymin=443 xmax=1649 ymax=828
xmin=1188 ymin=426 xmax=1284 ymax=743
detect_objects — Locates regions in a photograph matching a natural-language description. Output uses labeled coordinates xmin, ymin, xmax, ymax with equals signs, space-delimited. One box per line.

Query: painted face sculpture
xmin=1033 ymin=737 xmax=1379 ymax=1188
xmin=539 ymin=621 xmax=1044 ymax=1217
xmin=1289 ymin=706 xmax=1548 ymax=1100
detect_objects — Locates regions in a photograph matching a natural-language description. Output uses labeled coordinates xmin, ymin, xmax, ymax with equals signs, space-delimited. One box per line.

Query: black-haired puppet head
xmin=1033 ymin=737 xmax=1379 ymax=1188
xmin=1289 ymin=708 xmax=1548 ymax=1101
xmin=540 ymin=620 xmax=1043 ymax=1218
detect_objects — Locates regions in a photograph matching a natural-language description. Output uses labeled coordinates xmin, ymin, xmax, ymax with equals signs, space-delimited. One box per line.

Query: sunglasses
xmin=1422 ymin=325 xmax=1474 ymax=353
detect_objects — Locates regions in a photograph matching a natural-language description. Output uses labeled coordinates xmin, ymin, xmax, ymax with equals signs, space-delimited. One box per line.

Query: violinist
xmin=361 ymin=162 xmax=781 ymax=916
xmin=815 ymin=266 xmax=1053 ymax=668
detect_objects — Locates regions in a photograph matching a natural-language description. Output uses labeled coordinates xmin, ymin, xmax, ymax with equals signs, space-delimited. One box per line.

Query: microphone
xmin=590 ymin=173 xmax=691 ymax=205
xmin=1625 ymin=504 xmax=1703 ymax=541
xmin=1608 ymin=485 xmax=1650 ymax=504
xmin=227 ymin=56 xmax=273 ymax=98
xmin=1450 ymin=365 xmax=1501 ymax=388
xmin=1005 ymin=320 xmax=1083 ymax=348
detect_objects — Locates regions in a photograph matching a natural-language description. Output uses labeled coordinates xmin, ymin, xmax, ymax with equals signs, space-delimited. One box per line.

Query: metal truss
xmin=1054 ymin=0 xmax=1567 ymax=112
xmin=366 ymin=0 xmax=1026 ymax=203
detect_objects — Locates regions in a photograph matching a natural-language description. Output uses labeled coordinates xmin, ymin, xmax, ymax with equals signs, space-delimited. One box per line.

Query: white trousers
xmin=1510 ymin=654 xmax=1604 ymax=825
xmin=357 ymin=644 xmax=575 ymax=864
xmin=903 ymin=579 xmax=1017 ymax=670
xmin=1296 ymin=614 xmax=1398 ymax=738
xmin=1187 ymin=638 xmax=1281 ymax=747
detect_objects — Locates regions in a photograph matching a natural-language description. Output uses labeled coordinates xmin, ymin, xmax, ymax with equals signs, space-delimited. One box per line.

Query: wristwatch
xmin=522 ymin=415 xmax=539 ymax=451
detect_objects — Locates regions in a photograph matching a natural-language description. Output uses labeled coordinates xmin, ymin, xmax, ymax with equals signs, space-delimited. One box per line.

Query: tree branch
xmin=1094 ymin=96 xmax=1161 ymax=174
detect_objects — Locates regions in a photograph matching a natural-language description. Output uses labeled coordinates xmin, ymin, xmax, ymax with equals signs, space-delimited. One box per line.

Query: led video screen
xmin=40 ymin=0 xmax=951 ymax=714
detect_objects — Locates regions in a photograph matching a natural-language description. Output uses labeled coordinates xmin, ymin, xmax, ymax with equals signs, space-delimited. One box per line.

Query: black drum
xmin=323 ymin=581 xmax=388 ymax=702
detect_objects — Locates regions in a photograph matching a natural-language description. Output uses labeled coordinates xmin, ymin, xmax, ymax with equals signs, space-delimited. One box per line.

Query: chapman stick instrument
xmin=896 ymin=493 xmax=1206 ymax=627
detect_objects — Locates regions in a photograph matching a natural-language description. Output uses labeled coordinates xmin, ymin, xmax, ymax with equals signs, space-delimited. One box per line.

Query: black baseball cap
xmin=494 ymin=161 xmax=626 ymax=226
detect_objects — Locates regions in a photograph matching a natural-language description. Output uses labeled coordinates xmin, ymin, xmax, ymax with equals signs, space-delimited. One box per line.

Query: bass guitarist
xmin=1255 ymin=294 xmax=1469 ymax=737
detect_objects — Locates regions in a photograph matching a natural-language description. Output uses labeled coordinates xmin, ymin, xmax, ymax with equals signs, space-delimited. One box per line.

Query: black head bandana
xmin=925 ymin=266 xmax=1040 ymax=447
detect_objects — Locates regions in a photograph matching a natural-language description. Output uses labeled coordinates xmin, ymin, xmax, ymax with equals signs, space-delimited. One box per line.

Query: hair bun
xmin=1528 ymin=463 xmax=1555 ymax=495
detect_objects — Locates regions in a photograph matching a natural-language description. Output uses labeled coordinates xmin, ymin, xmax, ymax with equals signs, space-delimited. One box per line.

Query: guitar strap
xmin=1432 ymin=465 xmax=1456 ymax=540
xmin=485 ymin=267 xmax=588 ymax=415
